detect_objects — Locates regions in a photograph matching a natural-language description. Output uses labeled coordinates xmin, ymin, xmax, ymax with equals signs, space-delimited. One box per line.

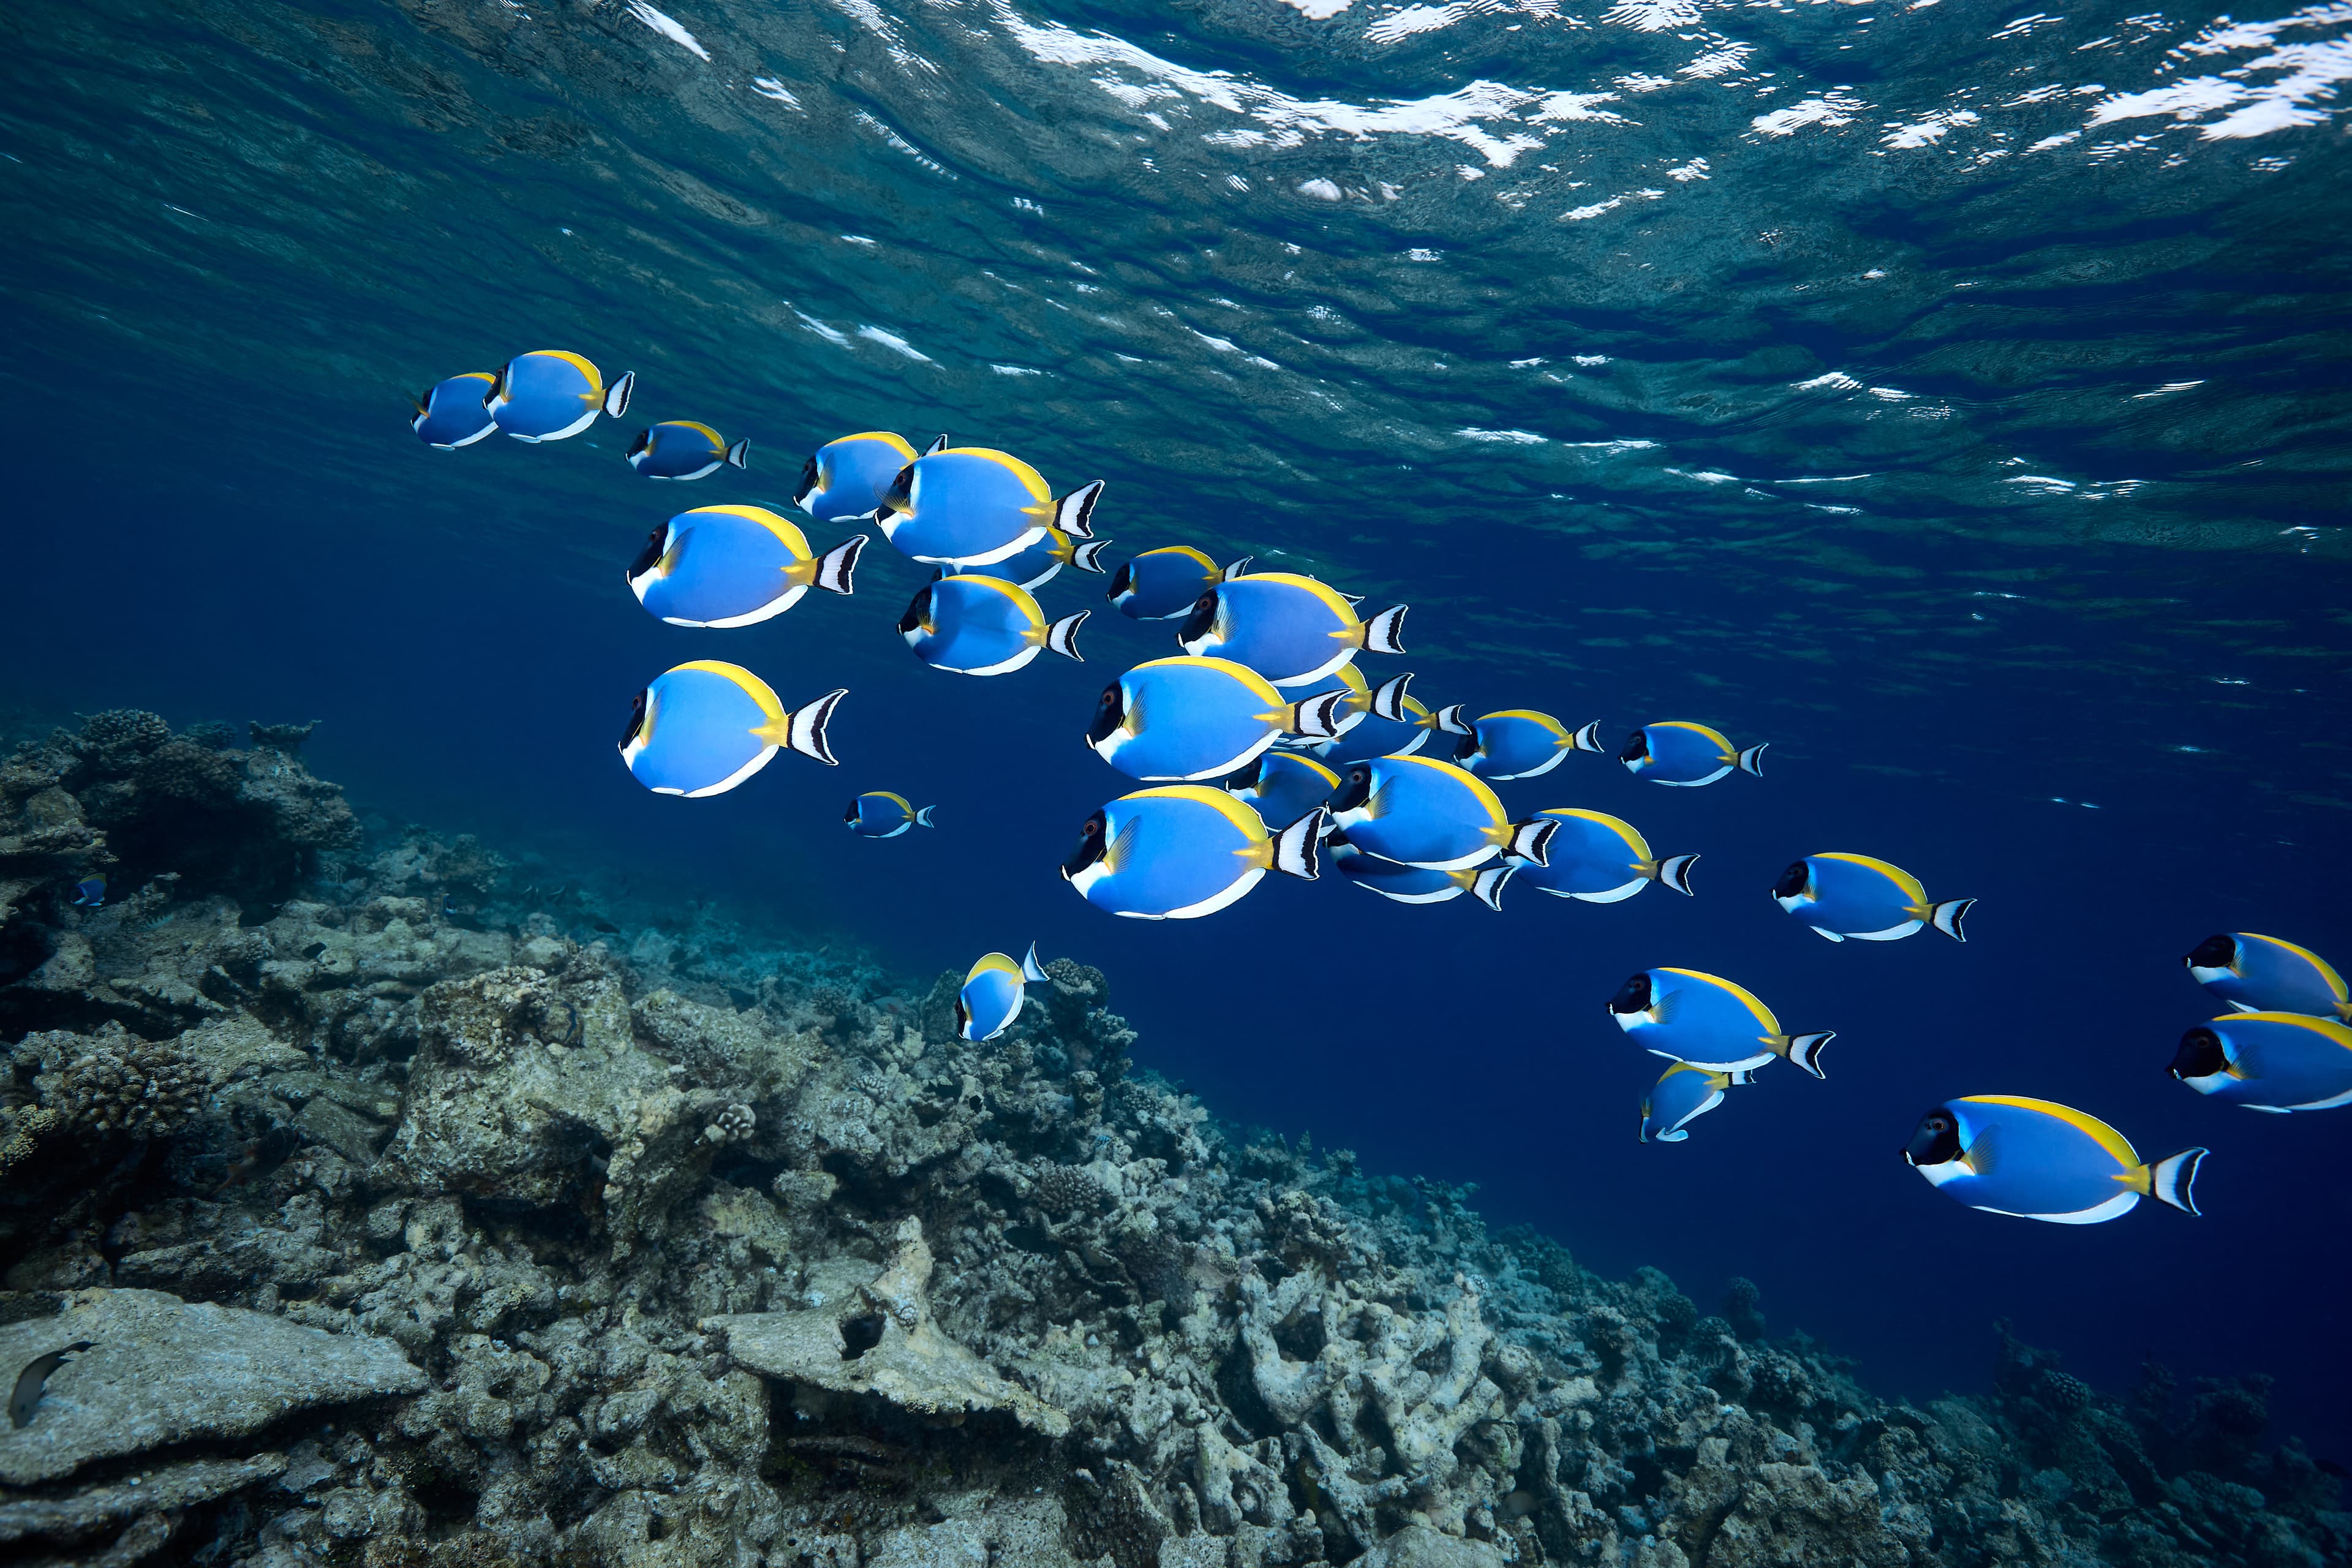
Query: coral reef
xmin=0 ymin=710 xmax=2343 ymax=1567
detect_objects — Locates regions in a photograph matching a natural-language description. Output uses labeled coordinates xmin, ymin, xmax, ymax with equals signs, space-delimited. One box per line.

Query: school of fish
xmin=415 ymin=354 xmax=2352 ymax=1227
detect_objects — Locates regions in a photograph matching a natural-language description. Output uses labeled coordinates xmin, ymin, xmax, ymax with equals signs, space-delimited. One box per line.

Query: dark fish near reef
xmin=618 ymin=661 xmax=845 ymax=796
xmin=2169 ymin=1012 xmax=2352 ymax=1112
xmin=10 ymin=1342 xmax=95 ymax=1430
xmin=1177 ymin=572 xmax=1406 ymax=687
xmin=1609 ymin=968 xmax=1833 ymax=1076
xmin=627 ymin=507 xmax=864 ymax=628
xmin=846 ymin=791 xmax=936 ymax=838
xmin=1904 ymin=1097 xmax=2206 ymax=1224
xmin=627 ymin=420 xmax=749 ymax=480
xmin=410 ymin=372 xmax=497 ymax=448
xmin=1108 ymin=546 xmax=1251 ymax=620
xmin=1640 ymin=1061 xmax=1752 ymax=1144
xmin=797 ymin=431 xmax=919 ymax=524
xmin=72 ymin=875 xmax=105 ymax=908
xmin=1618 ymin=722 xmax=1766 ymax=787
xmin=1061 ymin=788 xmax=1324 ymax=919
xmin=2182 ymin=932 xmax=2351 ymax=1021
xmin=484 ymin=350 xmax=632 ymax=442
xmin=1773 ymin=854 xmax=1972 ymax=943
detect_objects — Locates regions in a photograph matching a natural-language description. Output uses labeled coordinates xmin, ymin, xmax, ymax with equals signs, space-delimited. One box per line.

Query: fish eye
xmin=897 ymin=587 xmax=932 ymax=635
xmin=2183 ymin=934 xmax=2236 ymax=970
xmin=1060 ymin=811 xmax=1109 ymax=880
xmin=1905 ymin=1110 xmax=1962 ymax=1166
xmin=619 ymin=689 xmax=649 ymax=748
xmin=1772 ymin=861 xmax=1811 ymax=899
xmin=1617 ymin=729 xmax=1649 ymax=764
xmin=2169 ymin=1026 xmax=2228 ymax=1080
xmin=1608 ymin=973 xmax=1654 ymax=1014
xmin=1178 ymin=590 xmax=1219 ymax=644
xmin=1087 ymin=684 xmax=1127 ymax=745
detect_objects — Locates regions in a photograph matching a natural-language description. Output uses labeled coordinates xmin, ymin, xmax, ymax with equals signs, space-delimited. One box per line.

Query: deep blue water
xmin=5 ymin=0 xmax=2350 ymax=1463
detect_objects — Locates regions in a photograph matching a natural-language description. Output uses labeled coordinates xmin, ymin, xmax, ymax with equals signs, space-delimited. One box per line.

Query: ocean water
xmin=4 ymin=0 xmax=2348 ymax=1469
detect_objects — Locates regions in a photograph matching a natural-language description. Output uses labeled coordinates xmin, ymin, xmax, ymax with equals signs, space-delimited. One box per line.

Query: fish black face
xmin=627 ymin=428 xmax=652 ymax=459
xmin=1608 ymin=973 xmax=1653 ymax=1015
xmin=628 ymin=526 xmax=668 ymax=582
xmin=1450 ymin=731 xmax=1480 ymax=763
xmin=2169 ymin=1026 xmax=2229 ymax=1081
xmin=1773 ymin=861 xmax=1811 ymax=900
xmin=1329 ymin=764 xmax=1374 ymax=813
xmin=1087 ymin=683 xmax=1127 ymax=745
xmin=877 ymin=462 xmax=916 ymax=518
xmin=897 ymin=586 xmax=933 ymax=636
xmin=1618 ymin=729 xmax=1651 ymax=765
xmin=1178 ymin=590 xmax=1219 ymax=646
xmin=483 ymin=366 xmax=507 ymax=405
xmin=796 ymin=454 xmax=820 ymax=504
xmin=1224 ymin=756 xmax=1265 ymax=792
xmin=1106 ymin=563 xmax=1132 ymax=599
xmin=842 ymin=799 xmax=862 ymax=826
xmin=1061 ymin=811 xmax=1108 ymax=880
xmin=953 ymin=997 xmax=971 ymax=1035
xmin=2183 ymin=933 xmax=2237 ymax=970
xmin=619 ymin=689 xmax=650 ymax=749
xmin=1904 ymin=1109 xmax=1962 ymax=1166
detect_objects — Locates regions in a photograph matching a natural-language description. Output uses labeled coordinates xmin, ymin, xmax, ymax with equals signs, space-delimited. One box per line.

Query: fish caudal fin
xmin=1055 ymin=481 xmax=1105 ymax=539
xmin=816 ymin=536 xmax=866 ymax=595
xmin=1931 ymin=898 xmax=1975 ymax=941
xmin=1219 ymin=556 xmax=1254 ymax=581
xmin=1273 ymin=809 xmax=1325 ymax=879
xmin=1431 ymin=703 xmax=1472 ymax=735
xmin=1360 ymin=605 xmax=1409 ymax=655
xmin=1569 ymin=720 xmax=1605 ymax=753
xmin=1021 ymin=942 xmax=1050 ymax=984
xmin=1291 ymin=691 xmax=1349 ymax=740
xmin=726 ymin=439 xmax=750 ymax=469
xmin=1046 ymin=611 xmax=1088 ymax=661
xmin=1506 ymin=816 xmax=1558 ymax=867
xmin=1472 ymin=863 xmax=1513 ymax=911
xmin=1653 ymin=854 xmax=1699 ymax=895
xmin=777 ymin=689 xmax=846 ymax=766
xmin=1725 ymin=1069 xmax=1757 ymax=1086
xmin=1781 ymin=1030 xmax=1834 ymax=1079
xmin=2147 ymin=1147 xmax=2207 ymax=1215
xmin=1737 ymin=742 xmax=1768 ymax=777
xmin=1070 ymin=539 xmax=1112 ymax=573
xmin=1368 ymin=673 xmax=1414 ymax=722
xmin=603 ymin=371 xmax=636 ymax=419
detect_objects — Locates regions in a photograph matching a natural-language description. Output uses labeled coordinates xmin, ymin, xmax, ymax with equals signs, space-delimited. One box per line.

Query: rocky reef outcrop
xmin=0 ymin=710 xmax=2344 ymax=1567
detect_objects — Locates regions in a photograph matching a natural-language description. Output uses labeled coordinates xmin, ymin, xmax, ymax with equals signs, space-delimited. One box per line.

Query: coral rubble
xmin=0 ymin=711 xmax=2343 ymax=1567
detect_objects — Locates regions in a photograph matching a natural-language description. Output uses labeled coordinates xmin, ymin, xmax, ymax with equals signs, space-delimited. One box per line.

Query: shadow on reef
xmin=0 ymin=710 xmax=2345 ymax=1567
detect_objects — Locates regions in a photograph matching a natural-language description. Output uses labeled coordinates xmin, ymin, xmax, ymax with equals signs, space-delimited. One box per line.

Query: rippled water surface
xmin=5 ymin=0 xmax=2350 ymax=1453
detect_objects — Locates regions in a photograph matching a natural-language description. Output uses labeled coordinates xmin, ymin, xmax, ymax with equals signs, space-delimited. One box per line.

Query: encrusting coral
xmin=0 ymin=710 xmax=2343 ymax=1568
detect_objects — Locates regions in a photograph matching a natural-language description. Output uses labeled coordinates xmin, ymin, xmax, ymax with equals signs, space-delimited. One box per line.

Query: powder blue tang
xmin=411 ymin=372 xmax=497 ymax=448
xmin=2182 ymin=932 xmax=2350 ymax=1020
xmin=1618 ymin=721 xmax=1766 ymax=786
xmin=1608 ymin=968 xmax=1832 ymax=1076
xmin=899 ymin=575 xmax=1087 ymax=676
xmin=485 ymin=349 xmax=631 ymax=442
xmin=1452 ymin=710 xmax=1600 ymax=780
xmin=1640 ymin=1062 xmax=1751 ymax=1144
xmin=1087 ymin=657 xmax=1338 ymax=783
xmin=1177 ymin=572 xmax=1406 ymax=687
xmin=1109 ymin=546 xmax=1245 ymax=620
xmin=1224 ymin=750 xmax=1338 ymax=830
xmin=1773 ymin=853 xmax=1973 ymax=943
xmin=627 ymin=420 xmax=747 ymax=480
xmin=957 ymin=944 xmax=1049 ymax=1041
xmin=1327 ymin=755 xmax=1553 ymax=871
xmin=796 ymin=431 xmax=918 ymax=524
xmin=1509 ymin=809 xmax=1694 ymax=902
xmin=876 ymin=447 xmax=1101 ymax=567
xmin=627 ymin=506 xmax=865 ymax=628
xmin=845 ymin=791 xmax=935 ymax=839
xmin=1061 ymin=786 xmax=1323 ymax=920
xmin=617 ymin=660 xmax=843 ymax=797
xmin=2169 ymin=1012 xmax=2352 ymax=1112
xmin=1904 ymin=1096 xmax=2206 ymax=1224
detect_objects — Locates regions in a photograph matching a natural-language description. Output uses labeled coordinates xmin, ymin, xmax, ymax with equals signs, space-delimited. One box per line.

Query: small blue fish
xmin=900 ymin=576 xmax=1088 ymax=676
xmin=957 ymin=943 xmax=1051 ymax=1041
xmin=627 ymin=421 xmax=749 ymax=480
xmin=411 ymin=372 xmax=498 ymax=448
xmin=627 ymin=507 xmax=864 ymax=628
xmin=2182 ymin=932 xmax=2350 ymax=1021
xmin=1087 ymin=658 xmax=1345 ymax=783
xmin=1773 ymin=854 xmax=1973 ymax=943
xmin=1178 ymin=573 xmax=1406 ymax=687
xmin=1327 ymin=755 xmax=1555 ymax=871
xmin=1608 ymin=968 xmax=1832 ymax=1076
xmin=1061 ymin=786 xmax=1324 ymax=919
xmin=1905 ymin=1096 xmax=2205 ymax=1224
xmin=797 ymin=431 xmax=922 ymax=524
xmin=619 ymin=661 xmax=844 ymax=797
xmin=1509 ymin=809 xmax=1694 ymax=903
xmin=877 ymin=447 xmax=1102 ymax=567
xmin=1110 ymin=548 xmax=1251 ymax=620
xmin=1640 ymin=1061 xmax=1752 ymax=1144
xmin=1327 ymin=839 xmax=1512 ymax=909
xmin=2169 ymin=1012 xmax=2352 ymax=1112
xmin=956 ymin=528 xmax=1114 ymax=593
xmin=845 ymin=791 xmax=936 ymax=839
xmin=1452 ymin=710 xmax=1605 ymax=781
xmin=1618 ymin=722 xmax=1766 ymax=787
xmin=485 ymin=350 xmax=633 ymax=442
xmin=71 ymin=875 xmax=105 ymax=908
xmin=1223 ymin=751 xmax=1340 ymax=830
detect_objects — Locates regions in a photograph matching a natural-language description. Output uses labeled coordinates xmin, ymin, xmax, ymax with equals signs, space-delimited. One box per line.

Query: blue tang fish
xmin=627 ymin=507 xmax=864 ymax=628
xmin=618 ymin=661 xmax=845 ymax=797
xmin=959 ymin=528 xmax=1113 ymax=593
xmin=1177 ymin=572 xmax=1407 ymax=687
xmin=1904 ymin=1096 xmax=2206 ymax=1224
xmin=1307 ymin=685 xmax=1444 ymax=765
xmin=1061 ymin=787 xmax=1324 ymax=919
xmin=957 ymin=944 xmax=1052 ymax=1041
xmin=1509 ymin=809 xmax=1695 ymax=902
xmin=1087 ymin=658 xmax=1345 ymax=783
xmin=1452 ymin=710 xmax=1605 ymax=781
xmin=411 ymin=372 xmax=497 ymax=448
xmin=1327 ymin=839 xmax=1512 ymax=910
xmin=2182 ymin=932 xmax=2350 ymax=1021
xmin=1327 ymin=755 xmax=1555 ymax=871
xmin=2169 ymin=1012 xmax=2352 ymax=1112
xmin=1110 ymin=548 xmax=1252 ymax=620
xmin=1773 ymin=854 xmax=1973 ymax=943
xmin=797 ymin=431 xmax=922 ymax=524
xmin=1618 ymin=722 xmax=1766 ymax=786
xmin=876 ymin=447 xmax=1103 ymax=568
xmin=1608 ymin=968 xmax=1833 ymax=1076
xmin=899 ymin=576 xmax=1087 ymax=676
xmin=485 ymin=350 xmax=633 ymax=442
xmin=845 ymin=791 xmax=936 ymax=839
xmin=71 ymin=875 xmax=106 ymax=908
xmin=627 ymin=420 xmax=749 ymax=480
xmin=1640 ymin=1061 xmax=1753 ymax=1144
xmin=1223 ymin=751 xmax=1340 ymax=830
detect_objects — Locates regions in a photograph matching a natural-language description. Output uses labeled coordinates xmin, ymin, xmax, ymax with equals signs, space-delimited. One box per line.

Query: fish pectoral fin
xmin=1960 ymin=1125 xmax=2000 ymax=1177
xmin=1363 ymin=780 xmax=1394 ymax=820
xmin=1102 ymin=816 xmax=1141 ymax=874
